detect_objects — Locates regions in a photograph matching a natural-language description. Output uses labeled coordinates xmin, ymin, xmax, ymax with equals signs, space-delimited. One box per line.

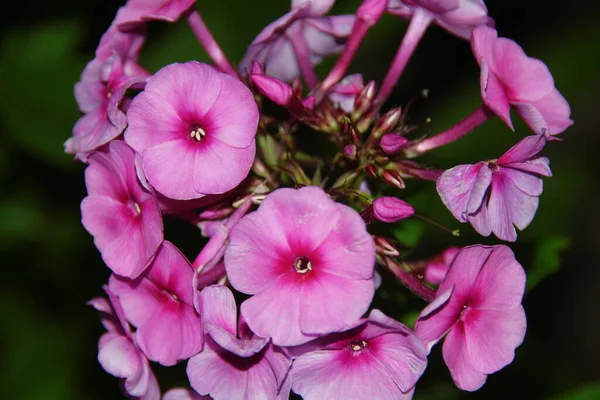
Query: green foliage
xmin=526 ymin=236 xmax=571 ymax=292
xmin=393 ymin=218 xmax=426 ymax=248
xmin=0 ymin=20 xmax=84 ymax=168
xmin=551 ymin=382 xmax=600 ymax=400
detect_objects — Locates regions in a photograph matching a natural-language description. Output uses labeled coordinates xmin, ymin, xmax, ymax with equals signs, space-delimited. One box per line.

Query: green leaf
xmin=392 ymin=219 xmax=426 ymax=248
xmin=526 ymin=236 xmax=571 ymax=292
xmin=551 ymin=382 xmax=600 ymax=400
xmin=0 ymin=20 xmax=85 ymax=168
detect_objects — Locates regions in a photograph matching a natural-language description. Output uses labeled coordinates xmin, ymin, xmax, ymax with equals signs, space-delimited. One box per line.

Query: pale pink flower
xmin=89 ymin=287 xmax=160 ymax=400
xmin=81 ymin=140 xmax=163 ymax=279
xmin=239 ymin=1 xmax=355 ymax=82
xmin=415 ymin=245 xmax=527 ymax=391
xmin=224 ymin=186 xmax=376 ymax=346
xmin=290 ymin=309 xmax=427 ymax=400
xmin=125 ymin=61 xmax=259 ymax=200
xmin=472 ymin=25 xmax=573 ymax=136
xmin=436 ymin=134 xmax=551 ymax=241
xmin=109 ymin=241 xmax=203 ymax=366
xmin=187 ymin=285 xmax=292 ymax=400
xmin=328 ymin=74 xmax=364 ymax=112
xmin=115 ymin=0 xmax=197 ymax=27
xmin=387 ymin=0 xmax=492 ymax=39
xmin=424 ymin=246 xmax=460 ymax=285
xmin=66 ymin=25 xmax=149 ymax=157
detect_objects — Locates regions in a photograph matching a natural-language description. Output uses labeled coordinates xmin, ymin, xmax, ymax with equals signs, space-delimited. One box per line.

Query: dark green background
xmin=0 ymin=0 xmax=598 ymax=398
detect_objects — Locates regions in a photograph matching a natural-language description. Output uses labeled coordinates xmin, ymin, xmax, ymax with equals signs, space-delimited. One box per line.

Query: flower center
xmin=190 ymin=126 xmax=207 ymax=142
xmin=293 ymin=256 xmax=312 ymax=274
xmin=134 ymin=202 xmax=141 ymax=214
xmin=349 ymin=339 xmax=368 ymax=352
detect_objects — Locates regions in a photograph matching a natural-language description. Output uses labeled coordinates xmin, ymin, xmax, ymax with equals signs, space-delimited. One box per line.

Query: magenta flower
xmin=436 ymin=134 xmax=552 ymax=241
xmin=290 ymin=309 xmax=427 ymax=399
xmin=472 ymin=25 xmax=573 ymax=136
xmin=387 ymin=0 xmax=492 ymax=39
xmin=224 ymin=186 xmax=376 ymax=346
xmin=328 ymin=74 xmax=364 ymax=112
xmin=115 ymin=0 xmax=197 ymax=27
xmin=239 ymin=0 xmax=355 ymax=83
xmin=89 ymin=287 xmax=160 ymax=400
xmin=187 ymin=285 xmax=292 ymax=400
xmin=81 ymin=140 xmax=163 ymax=279
xmin=109 ymin=241 xmax=204 ymax=366
xmin=124 ymin=61 xmax=259 ymax=200
xmin=424 ymin=246 xmax=460 ymax=285
xmin=65 ymin=25 xmax=149 ymax=157
xmin=415 ymin=245 xmax=526 ymax=391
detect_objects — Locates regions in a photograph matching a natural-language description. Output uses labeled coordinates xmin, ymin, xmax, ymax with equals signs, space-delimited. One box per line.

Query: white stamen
xmin=190 ymin=127 xmax=206 ymax=141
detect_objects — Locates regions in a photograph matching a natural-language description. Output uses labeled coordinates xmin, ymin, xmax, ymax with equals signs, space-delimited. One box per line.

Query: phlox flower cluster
xmin=67 ymin=0 xmax=572 ymax=399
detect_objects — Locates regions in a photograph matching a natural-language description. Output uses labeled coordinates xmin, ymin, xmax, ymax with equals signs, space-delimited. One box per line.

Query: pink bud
xmin=380 ymin=134 xmax=409 ymax=153
xmin=344 ymin=144 xmax=357 ymax=160
xmin=372 ymin=106 xmax=402 ymax=138
xmin=365 ymin=164 xmax=379 ymax=177
xmin=357 ymin=0 xmax=387 ymax=25
xmin=373 ymin=235 xmax=400 ymax=256
xmin=373 ymin=196 xmax=414 ymax=223
xmin=353 ymin=81 xmax=376 ymax=120
xmin=251 ymin=73 xmax=293 ymax=106
xmin=381 ymin=169 xmax=406 ymax=189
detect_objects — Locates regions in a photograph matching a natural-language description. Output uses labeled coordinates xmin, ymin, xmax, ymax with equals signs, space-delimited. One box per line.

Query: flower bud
xmin=349 ymin=126 xmax=361 ymax=145
xmin=365 ymin=164 xmax=379 ymax=178
xmin=371 ymin=107 xmax=402 ymax=139
xmin=373 ymin=196 xmax=415 ymax=223
xmin=381 ymin=169 xmax=406 ymax=189
xmin=352 ymin=80 xmax=376 ymax=121
xmin=344 ymin=144 xmax=357 ymax=160
xmin=373 ymin=235 xmax=400 ymax=256
xmin=251 ymin=73 xmax=292 ymax=106
xmin=380 ymin=134 xmax=408 ymax=154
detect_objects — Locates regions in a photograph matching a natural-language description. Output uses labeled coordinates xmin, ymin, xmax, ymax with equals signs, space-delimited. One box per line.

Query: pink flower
xmin=239 ymin=1 xmax=355 ymax=82
xmin=250 ymin=72 xmax=315 ymax=118
xmin=290 ymin=309 xmax=427 ymax=399
xmin=65 ymin=25 xmax=149 ymax=157
xmin=387 ymin=0 xmax=492 ymax=39
xmin=415 ymin=245 xmax=526 ymax=391
xmin=472 ymin=25 xmax=573 ymax=136
xmin=89 ymin=287 xmax=160 ymax=400
xmin=115 ymin=0 xmax=197 ymax=27
xmin=424 ymin=246 xmax=460 ymax=285
xmin=436 ymin=134 xmax=552 ymax=241
xmin=81 ymin=140 xmax=163 ymax=279
xmin=328 ymin=74 xmax=364 ymax=112
xmin=187 ymin=285 xmax=292 ymax=400
xmin=162 ymin=388 xmax=209 ymax=400
xmin=224 ymin=186 xmax=376 ymax=346
xmin=125 ymin=61 xmax=259 ymax=200
xmin=109 ymin=241 xmax=204 ymax=366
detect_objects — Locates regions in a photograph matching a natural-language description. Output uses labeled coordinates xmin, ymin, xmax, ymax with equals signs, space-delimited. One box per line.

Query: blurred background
xmin=0 ymin=0 xmax=598 ymax=398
